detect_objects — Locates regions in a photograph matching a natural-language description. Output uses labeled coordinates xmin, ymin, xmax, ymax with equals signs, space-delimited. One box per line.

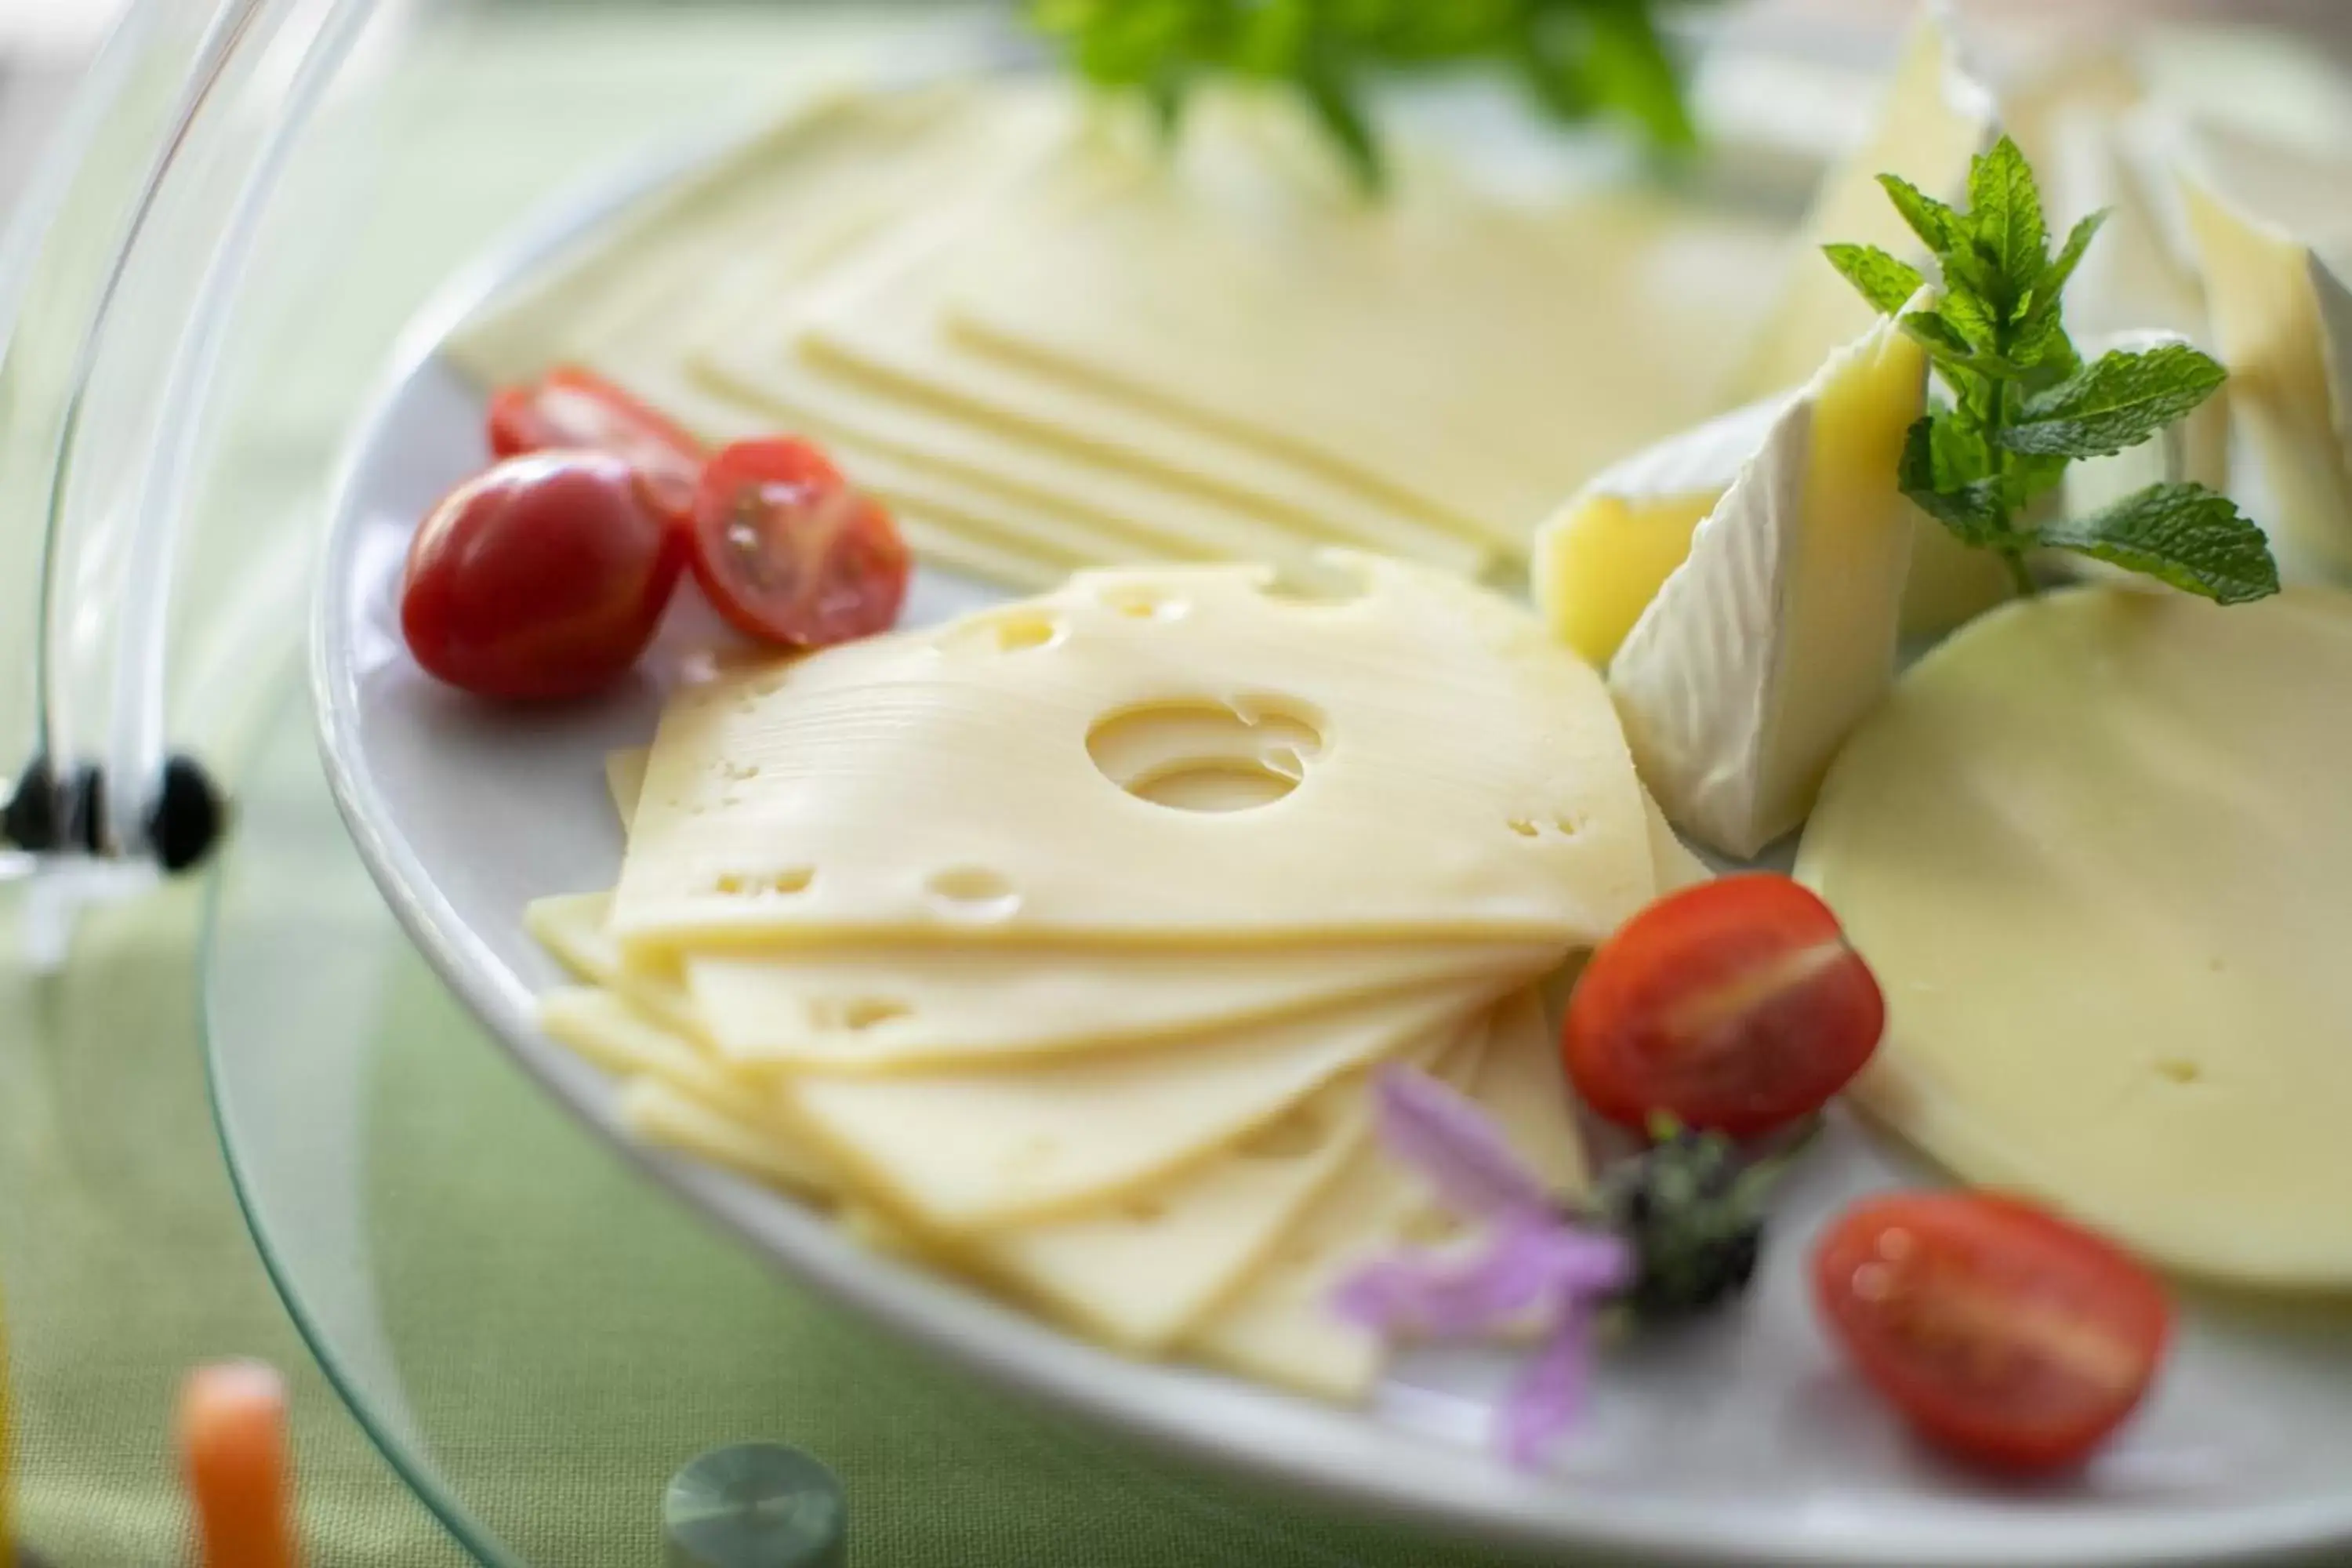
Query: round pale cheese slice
xmin=608 ymin=556 xmax=1653 ymax=953
xmin=1798 ymin=586 xmax=2352 ymax=1287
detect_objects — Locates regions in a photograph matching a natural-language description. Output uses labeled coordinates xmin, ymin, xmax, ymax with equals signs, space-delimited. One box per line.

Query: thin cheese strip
xmin=605 ymin=749 xmax=650 ymax=829
xmin=789 ymin=164 xmax=1486 ymax=568
xmin=1185 ymin=987 xmax=1582 ymax=1398
xmin=685 ymin=938 xmax=1555 ymax=1071
xmin=972 ymin=1018 xmax=1472 ymax=1352
xmin=622 ymin=1078 xmax=838 ymax=1198
xmin=775 ymin=976 xmax=1501 ymax=1232
xmin=528 ymin=892 xmax=697 ymax=1039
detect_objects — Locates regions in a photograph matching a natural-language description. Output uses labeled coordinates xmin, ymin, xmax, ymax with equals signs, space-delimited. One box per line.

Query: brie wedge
xmin=1609 ymin=299 xmax=1929 ymax=858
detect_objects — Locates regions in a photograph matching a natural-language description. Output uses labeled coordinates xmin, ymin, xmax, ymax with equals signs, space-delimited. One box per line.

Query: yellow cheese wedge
xmin=2180 ymin=177 xmax=2352 ymax=578
xmin=1800 ymin=586 xmax=2352 ymax=1287
xmin=775 ymin=975 xmax=1503 ymax=1232
xmin=1610 ymin=301 xmax=1929 ymax=857
xmin=1731 ymin=11 xmax=1992 ymax=404
xmin=1185 ymin=987 xmax=1585 ymax=1399
xmin=612 ymin=557 xmax=1653 ymax=950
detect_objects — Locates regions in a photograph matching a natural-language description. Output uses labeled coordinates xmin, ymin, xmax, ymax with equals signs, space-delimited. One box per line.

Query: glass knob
xmin=663 ymin=1443 xmax=847 ymax=1568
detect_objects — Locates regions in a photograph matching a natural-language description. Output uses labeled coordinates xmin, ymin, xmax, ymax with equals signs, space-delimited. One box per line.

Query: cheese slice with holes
xmin=1800 ymin=586 xmax=2352 ymax=1287
xmin=1185 ymin=987 xmax=1584 ymax=1398
xmin=528 ymin=892 xmax=697 ymax=1038
xmin=773 ymin=975 xmax=1502 ymax=1232
xmin=1610 ymin=299 xmax=1929 ymax=858
xmin=611 ymin=555 xmax=1652 ymax=950
xmin=2181 ymin=178 xmax=2352 ymax=577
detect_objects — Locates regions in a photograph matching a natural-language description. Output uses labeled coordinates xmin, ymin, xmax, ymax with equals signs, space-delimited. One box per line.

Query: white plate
xmin=311 ymin=125 xmax=2352 ymax=1568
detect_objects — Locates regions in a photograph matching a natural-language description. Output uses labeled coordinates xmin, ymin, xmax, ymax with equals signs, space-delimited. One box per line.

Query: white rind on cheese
xmin=1609 ymin=300 xmax=1929 ymax=858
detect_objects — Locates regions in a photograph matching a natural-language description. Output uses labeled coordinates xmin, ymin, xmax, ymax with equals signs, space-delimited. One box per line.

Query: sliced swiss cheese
xmin=1800 ymin=586 xmax=2352 ymax=1287
xmin=1610 ymin=299 xmax=1929 ymax=858
xmin=1185 ymin=986 xmax=1584 ymax=1398
xmin=772 ymin=975 xmax=1499 ymax=1232
xmin=611 ymin=556 xmax=1653 ymax=949
xmin=528 ymin=891 xmax=696 ymax=1039
xmin=686 ymin=938 xmax=1554 ymax=1070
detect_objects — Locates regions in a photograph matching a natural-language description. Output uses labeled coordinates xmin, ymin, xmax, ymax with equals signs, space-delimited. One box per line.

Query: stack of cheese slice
xmin=526 ymin=554 xmax=1707 ymax=1397
xmin=446 ymin=80 xmax=1788 ymax=591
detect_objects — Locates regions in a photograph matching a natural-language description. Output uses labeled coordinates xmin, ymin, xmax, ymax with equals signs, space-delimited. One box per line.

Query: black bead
xmin=148 ymin=753 xmax=227 ymax=873
xmin=4 ymin=755 xmax=61 ymax=851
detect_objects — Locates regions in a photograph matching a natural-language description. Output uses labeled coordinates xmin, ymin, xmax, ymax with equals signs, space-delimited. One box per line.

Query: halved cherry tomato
xmin=688 ymin=437 xmax=910 ymax=650
xmin=401 ymin=451 xmax=686 ymax=702
xmin=487 ymin=367 xmax=703 ymax=524
xmin=1563 ymin=873 xmax=1884 ymax=1138
xmin=1814 ymin=1193 xmax=2171 ymax=1474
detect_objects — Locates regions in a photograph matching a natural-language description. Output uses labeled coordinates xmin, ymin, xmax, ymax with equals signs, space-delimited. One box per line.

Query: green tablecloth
xmin=0 ymin=12 xmax=1560 ymax=1565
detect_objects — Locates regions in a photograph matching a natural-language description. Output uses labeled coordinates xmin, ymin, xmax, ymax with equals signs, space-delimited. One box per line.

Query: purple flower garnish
xmin=1334 ymin=1066 xmax=1632 ymax=1468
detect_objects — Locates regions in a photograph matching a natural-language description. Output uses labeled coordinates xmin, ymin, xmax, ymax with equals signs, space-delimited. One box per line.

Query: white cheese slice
xmin=612 ymin=556 xmax=1653 ymax=950
xmin=777 ymin=975 xmax=1499 ymax=1232
xmin=1799 ymin=586 xmax=2352 ymax=1287
xmin=1185 ymin=987 xmax=1585 ymax=1399
xmin=1610 ymin=300 xmax=1929 ymax=858
xmin=2060 ymin=328 xmax=2231 ymax=535
xmin=2181 ymin=177 xmax=2352 ymax=577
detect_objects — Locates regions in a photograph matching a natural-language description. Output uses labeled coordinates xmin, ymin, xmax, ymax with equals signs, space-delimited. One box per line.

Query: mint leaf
xmin=1877 ymin=174 xmax=1965 ymax=255
xmin=1966 ymin=136 xmax=2048 ymax=310
xmin=2035 ymin=210 xmax=2109 ymax=315
xmin=1823 ymin=244 xmax=1924 ymax=315
xmin=2037 ymin=485 xmax=2281 ymax=604
xmin=1586 ymin=2 xmax=1697 ymax=152
xmin=1298 ymin=44 xmax=1383 ymax=193
xmin=2000 ymin=343 xmax=2229 ymax=459
xmin=1937 ymin=287 xmax=2002 ymax=352
xmin=1900 ymin=419 xmax=2008 ymax=546
xmin=1903 ymin=311 xmax=2020 ymax=378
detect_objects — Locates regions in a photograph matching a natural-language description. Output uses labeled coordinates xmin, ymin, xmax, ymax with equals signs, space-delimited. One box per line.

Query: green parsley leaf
xmin=2036 ymin=485 xmax=2283 ymax=604
xmin=1821 ymin=244 xmax=1925 ymax=316
xmin=2000 ymin=343 xmax=2230 ymax=460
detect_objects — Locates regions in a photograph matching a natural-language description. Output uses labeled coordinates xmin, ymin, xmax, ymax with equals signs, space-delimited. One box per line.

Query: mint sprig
xmin=1026 ymin=0 xmax=1708 ymax=194
xmin=1827 ymin=136 xmax=2279 ymax=605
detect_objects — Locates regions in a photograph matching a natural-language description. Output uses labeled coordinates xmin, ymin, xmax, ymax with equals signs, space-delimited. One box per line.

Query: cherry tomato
xmin=688 ymin=437 xmax=910 ymax=650
xmin=1814 ymin=1193 xmax=2171 ymax=1474
xmin=486 ymin=367 xmax=703 ymax=524
xmin=400 ymin=452 xmax=685 ymax=702
xmin=1563 ymin=873 xmax=1884 ymax=1138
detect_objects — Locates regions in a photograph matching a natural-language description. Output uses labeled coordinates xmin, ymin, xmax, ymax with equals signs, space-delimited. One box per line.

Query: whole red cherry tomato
xmin=688 ymin=437 xmax=909 ymax=649
xmin=1563 ymin=873 xmax=1885 ymax=1138
xmin=400 ymin=451 xmax=685 ymax=701
xmin=1815 ymin=1192 xmax=2171 ymax=1475
xmin=486 ymin=367 xmax=703 ymax=526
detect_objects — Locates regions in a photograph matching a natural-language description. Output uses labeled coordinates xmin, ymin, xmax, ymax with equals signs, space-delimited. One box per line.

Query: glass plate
xmin=302 ymin=63 xmax=2352 ymax=1568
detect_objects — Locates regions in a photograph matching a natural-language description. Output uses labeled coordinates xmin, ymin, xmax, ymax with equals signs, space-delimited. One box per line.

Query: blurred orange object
xmin=176 ymin=1363 xmax=299 ymax=1568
